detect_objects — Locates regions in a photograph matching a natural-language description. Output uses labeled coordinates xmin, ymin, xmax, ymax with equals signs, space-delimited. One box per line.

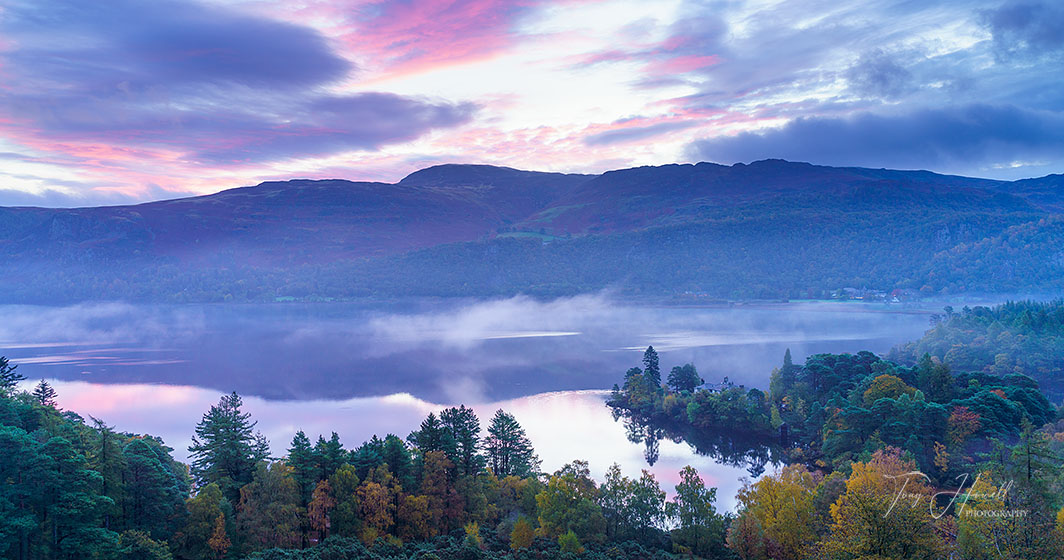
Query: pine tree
xmin=440 ymin=405 xmax=485 ymax=477
xmin=0 ymin=356 xmax=24 ymax=398
xmin=409 ymin=412 xmax=456 ymax=457
xmin=287 ymin=430 xmax=317 ymax=506
xmin=484 ymin=409 xmax=540 ymax=478
xmin=122 ymin=438 xmax=184 ymax=539
xmin=667 ymin=364 xmax=704 ymax=393
xmin=32 ymin=379 xmax=58 ymax=407
xmin=314 ymin=432 xmax=346 ymax=481
xmin=89 ymin=417 xmax=126 ymax=532
xmin=382 ymin=434 xmax=415 ymax=491
xmin=642 ymin=346 xmax=661 ymax=387
xmin=187 ymin=392 xmax=269 ymax=501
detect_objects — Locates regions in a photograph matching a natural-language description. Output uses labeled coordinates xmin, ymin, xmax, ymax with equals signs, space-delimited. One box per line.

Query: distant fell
xmin=1 ymin=159 xmax=1063 ymax=302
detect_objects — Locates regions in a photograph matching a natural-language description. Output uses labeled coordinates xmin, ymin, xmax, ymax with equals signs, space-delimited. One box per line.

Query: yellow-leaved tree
xmin=728 ymin=463 xmax=820 ymax=559
xmin=819 ymin=447 xmax=943 ymax=559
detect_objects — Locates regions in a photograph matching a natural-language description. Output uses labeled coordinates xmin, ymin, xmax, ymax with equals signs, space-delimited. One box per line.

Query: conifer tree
xmin=32 ymin=379 xmax=58 ymax=407
xmin=0 ymin=356 xmax=24 ymax=398
xmin=188 ymin=392 xmax=269 ymax=501
xmin=642 ymin=346 xmax=661 ymax=387
xmin=440 ymin=405 xmax=485 ymax=477
xmin=484 ymin=409 xmax=540 ymax=478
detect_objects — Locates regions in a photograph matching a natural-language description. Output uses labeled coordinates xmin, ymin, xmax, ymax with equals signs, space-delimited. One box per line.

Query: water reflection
xmin=1 ymin=297 xmax=937 ymax=401
xmin=39 ymin=381 xmax=758 ymax=510
xmin=613 ymin=406 xmax=783 ymax=478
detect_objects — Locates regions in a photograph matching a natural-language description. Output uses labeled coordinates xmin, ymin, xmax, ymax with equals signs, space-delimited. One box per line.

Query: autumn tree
xmin=307 ymin=479 xmax=336 ymax=542
xmin=863 ymin=374 xmax=916 ymax=406
xmin=236 ymin=462 xmax=301 ymax=552
xmin=172 ymin=483 xmax=226 ymax=560
xmin=496 ymin=514 xmax=528 ymax=551
xmin=207 ymin=514 xmax=229 ymax=560
xmin=819 ymin=447 xmax=942 ymax=559
xmin=729 ymin=464 xmax=819 ymax=559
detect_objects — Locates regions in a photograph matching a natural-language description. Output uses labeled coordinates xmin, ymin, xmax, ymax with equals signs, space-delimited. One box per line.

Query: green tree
xmin=117 ymin=529 xmax=173 ymax=560
xmin=381 ymin=434 xmax=415 ymax=491
xmin=286 ymin=431 xmax=317 ymax=507
xmin=672 ymin=465 xmax=728 ymax=559
xmin=171 ymin=483 xmax=225 ymax=560
xmin=0 ymin=356 xmax=24 ymax=398
xmin=440 ymin=406 xmax=485 ymax=477
xmin=89 ymin=417 xmax=127 ymax=532
xmin=122 ymin=438 xmax=184 ymax=540
xmin=642 ymin=346 xmax=661 ymax=387
xmin=314 ymin=432 xmax=346 ymax=482
xmin=536 ymin=461 xmax=606 ymax=543
xmin=32 ymin=379 xmax=58 ymax=407
xmin=484 ymin=409 xmax=540 ymax=478
xmin=327 ymin=464 xmax=362 ymax=538
xmin=236 ymin=462 xmax=301 ymax=552
xmin=187 ymin=392 xmax=269 ymax=502
xmin=667 ymin=363 xmax=703 ymax=393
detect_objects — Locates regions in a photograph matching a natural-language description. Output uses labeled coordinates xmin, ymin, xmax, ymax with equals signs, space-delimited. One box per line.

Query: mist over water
xmin=1 ymin=295 xmax=938 ymax=401
xmin=2 ymin=295 xmax=949 ymax=508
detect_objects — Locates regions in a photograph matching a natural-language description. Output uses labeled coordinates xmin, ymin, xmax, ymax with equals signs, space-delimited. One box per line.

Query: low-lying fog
xmin=1 ymin=295 xmax=937 ymax=401
xmin=3 ymin=295 xmax=951 ymax=508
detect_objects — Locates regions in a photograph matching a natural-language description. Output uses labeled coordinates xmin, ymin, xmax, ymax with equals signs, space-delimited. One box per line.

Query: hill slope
xmin=1 ymin=160 xmax=1062 ymax=302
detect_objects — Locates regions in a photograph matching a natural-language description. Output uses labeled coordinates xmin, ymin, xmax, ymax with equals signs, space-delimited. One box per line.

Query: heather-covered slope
xmin=1 ymin=160 xmax=1062 ymax=302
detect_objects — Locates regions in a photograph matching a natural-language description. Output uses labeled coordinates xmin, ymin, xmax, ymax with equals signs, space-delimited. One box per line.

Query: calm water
xmin=4 ymin=296 xmax=938 ymax=509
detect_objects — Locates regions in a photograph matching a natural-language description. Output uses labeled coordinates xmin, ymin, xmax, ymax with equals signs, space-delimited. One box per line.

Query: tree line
xmin=0 ymin=359 xmax=726 ymax=560
xmin=609 ymin=345 xmax=1064 ymax=558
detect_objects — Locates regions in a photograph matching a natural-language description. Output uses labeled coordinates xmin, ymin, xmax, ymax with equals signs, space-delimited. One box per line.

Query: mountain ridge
xmin=2 ymin=159 xmax=1064 ymax=302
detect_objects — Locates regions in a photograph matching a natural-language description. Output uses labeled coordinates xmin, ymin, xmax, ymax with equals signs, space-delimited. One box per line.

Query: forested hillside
xmin=3 ymin=160 xmax=1064 ymax=302
xmin=891 ymin=300 xmax=1064 ymax=400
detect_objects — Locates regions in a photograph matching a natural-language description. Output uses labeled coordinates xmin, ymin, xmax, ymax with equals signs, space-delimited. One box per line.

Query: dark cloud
xmin=584 ymin=121 xmax=699 ymax=146
xmin=846 ymin=50 xmax=916 ymax=99
xmin=686 ymin=104 xmax=1064 ymax=172
xmin=0 ymin=0 xmax=475 ymax=165
xmin=5 ymin=0 xmax=352 ymax=91
xmin=981 ymin=1 xmax=1064 ymax=60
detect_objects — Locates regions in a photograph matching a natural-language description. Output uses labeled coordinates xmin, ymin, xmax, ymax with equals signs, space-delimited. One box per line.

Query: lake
xmin=4 ymin=295 xmax=938 ymax=509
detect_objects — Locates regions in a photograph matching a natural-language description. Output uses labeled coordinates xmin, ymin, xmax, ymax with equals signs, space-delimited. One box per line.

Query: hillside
xmin=1 ymin=160 xmax=1063 ymax=302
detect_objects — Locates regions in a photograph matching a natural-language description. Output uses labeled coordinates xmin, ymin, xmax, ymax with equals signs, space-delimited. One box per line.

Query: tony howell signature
xmin=883 ymin=471 xmax=1020 ymax=520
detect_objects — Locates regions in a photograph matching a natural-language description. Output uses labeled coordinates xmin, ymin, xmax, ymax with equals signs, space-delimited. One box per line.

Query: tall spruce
xmin=187 ymin=392 xmax=269 ymax=501
xmin=642 ymin=346 xmax=661 ymax=387
xmin=32 ymin=379 xmax=58 ymax=407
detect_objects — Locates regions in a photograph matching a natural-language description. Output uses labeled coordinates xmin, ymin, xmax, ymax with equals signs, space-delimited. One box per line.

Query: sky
xmin=0 ymin=0 xmax=1062 ymax=206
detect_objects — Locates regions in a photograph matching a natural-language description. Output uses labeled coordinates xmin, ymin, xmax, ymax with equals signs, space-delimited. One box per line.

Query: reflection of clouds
xmin=0 ymin=302 xmax=206 ymax=347
xmin=630 ymin=330 xmax=881 ymax=351
xmin=44 ymin=381 xmax=753 ymax=510
xmin=366 ymin=293 xmax=613 ymax=350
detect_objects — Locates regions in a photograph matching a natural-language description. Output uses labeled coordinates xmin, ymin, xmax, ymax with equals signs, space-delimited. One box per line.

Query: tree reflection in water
xmin=613 ymin=407 xmax=782 ymax=478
